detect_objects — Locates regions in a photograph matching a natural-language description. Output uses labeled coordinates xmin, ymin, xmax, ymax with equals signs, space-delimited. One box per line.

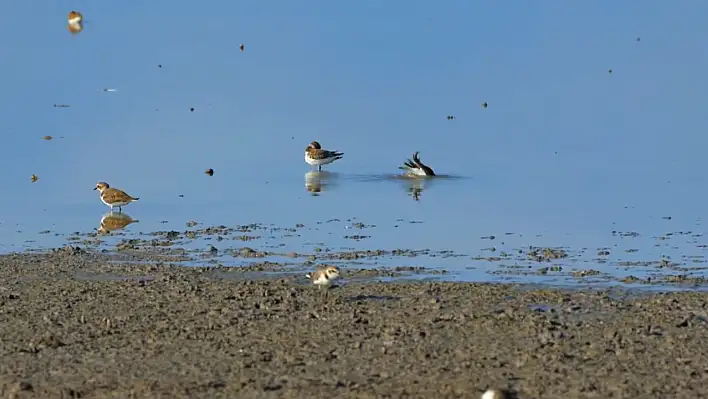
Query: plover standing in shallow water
xmin=94 ymin=182 xmax=139 ymax=212
xmin=398 ymin=151 xmax=436 ymax=177
xmin=305 ymin=141 xmax=343 ymax=171
xmin=67 ymin=11 xmax=83 ymax=34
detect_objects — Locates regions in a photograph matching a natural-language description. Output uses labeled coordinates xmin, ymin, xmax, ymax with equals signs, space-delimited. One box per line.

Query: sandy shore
xmin=1 ymin=250 xmax=708 ymax=398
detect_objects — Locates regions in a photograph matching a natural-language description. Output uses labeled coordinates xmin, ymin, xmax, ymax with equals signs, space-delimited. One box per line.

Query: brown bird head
xmin=306 ymin=141 xmax=322 ymax=152
xmin=68 ymin=11 xmax=83 ymax=23
xmin=324 ymin=266 xmax=340 ymax=279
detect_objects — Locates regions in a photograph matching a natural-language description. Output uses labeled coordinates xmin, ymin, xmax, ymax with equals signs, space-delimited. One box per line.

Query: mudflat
xmin=1 ymin=250 xmax=707 ymax=398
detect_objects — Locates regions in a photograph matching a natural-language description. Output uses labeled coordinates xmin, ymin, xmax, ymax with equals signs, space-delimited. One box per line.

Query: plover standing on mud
xmin=306 ymin=266 xmax=341 ymax=299
xmin=398 ymin=151 xmax=436 ymax=177
xmin=306 ymin=266 xmax=341 ymax=288
xmin=305 ymin=141 xmax=344 ymax=172
xmin=94 ymin=182 xmax=139 ymax=212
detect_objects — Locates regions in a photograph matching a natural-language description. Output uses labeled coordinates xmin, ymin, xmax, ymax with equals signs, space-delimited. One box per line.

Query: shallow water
xmin=2 ymin=2 xmax=708 ymax=290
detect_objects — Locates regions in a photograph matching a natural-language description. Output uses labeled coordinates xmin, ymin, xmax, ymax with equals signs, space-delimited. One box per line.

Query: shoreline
xmin=7 ymin=243 xmax=708 ymax=292
xmin=1 ymin=251 xmax=708 ymax=398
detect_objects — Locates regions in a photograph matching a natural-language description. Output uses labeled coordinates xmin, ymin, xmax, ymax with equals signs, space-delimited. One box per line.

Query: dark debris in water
xmin=344 ymin=235 xmax=370 ymax=240
xmin=527 ymin=247 xmax=568 ymax=262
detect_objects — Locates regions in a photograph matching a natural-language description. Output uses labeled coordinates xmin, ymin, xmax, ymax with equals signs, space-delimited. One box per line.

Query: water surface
xmin=2 ymin=1 xmax=708 ymax=290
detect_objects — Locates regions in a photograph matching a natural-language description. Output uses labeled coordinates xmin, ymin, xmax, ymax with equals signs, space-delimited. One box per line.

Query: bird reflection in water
xmin=304 ymin=171 xmax=338 ymax=196
xmin=404 ymin=178 xmax=427 ymax=201
xmin=97 ymin=211 xmax=139 ymax=235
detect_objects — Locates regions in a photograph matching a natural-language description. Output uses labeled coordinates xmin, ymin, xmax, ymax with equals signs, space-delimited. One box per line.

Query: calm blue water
xmin=2 ymin=1 xmax=708 ymax=288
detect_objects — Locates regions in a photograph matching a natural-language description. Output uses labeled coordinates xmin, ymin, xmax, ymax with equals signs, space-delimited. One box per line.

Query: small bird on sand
xmin=304 ymin=141 xmax=344 ymax=171
xmin=398 ymin=151 xmax=436 ymax=177
xmin=306 ymin=266 xmax=341 ymax=289
xmin=94 ymin=182 xmax=139 ymax=212
xmin=481 ymin=388 xmax=516 ymax=399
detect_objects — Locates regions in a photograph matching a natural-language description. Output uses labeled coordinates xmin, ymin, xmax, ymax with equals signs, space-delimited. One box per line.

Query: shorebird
xmin=306 ymin=265 xmax=341 ymax=288
xmin=67 ymin=11 xmax=83 ymax=34
xmin=398 ymin=151 xmax=436 ymax=177
xmin=68 ymin=11 xmax=83 ymax=25
xmin=305 ymin=141 xmax=344 ymax=171
xmin=306 ymin=265 xmax=341 ymax=299
xmin=94 ymin=182 xmax=139 ymax=212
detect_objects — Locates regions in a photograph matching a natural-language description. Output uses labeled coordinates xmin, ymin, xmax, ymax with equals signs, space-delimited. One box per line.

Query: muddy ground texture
xmin=1 ymin=250 xmax=708 ymax=398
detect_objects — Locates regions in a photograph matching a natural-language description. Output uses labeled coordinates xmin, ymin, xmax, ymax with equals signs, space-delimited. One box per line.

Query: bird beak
xmin=93 ymin=187 xmax=97 ymax=190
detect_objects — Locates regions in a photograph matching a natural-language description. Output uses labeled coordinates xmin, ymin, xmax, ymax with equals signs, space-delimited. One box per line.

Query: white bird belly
xmin=305 ymin=153 xmax=336 ymax=166
xmin=313 ymin=274 xmax=339 ymax=286
xmin=402 ymin=167 xmax=426 ymax=177
xmin=101 ymin=198 xmax=131 ymax=207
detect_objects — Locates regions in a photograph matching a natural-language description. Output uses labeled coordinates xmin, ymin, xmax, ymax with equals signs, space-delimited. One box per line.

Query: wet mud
xmin=41 ymin=218 xmax=708 ymax=290
xmin=1 ymin=251 xmax=708 ymax=398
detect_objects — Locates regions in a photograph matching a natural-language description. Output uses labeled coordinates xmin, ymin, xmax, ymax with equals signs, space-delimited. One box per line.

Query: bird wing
xmin=102 ymin=188 xmax=137 ymax=203
xmin=309 ymin=148 xmax=343 ymax=160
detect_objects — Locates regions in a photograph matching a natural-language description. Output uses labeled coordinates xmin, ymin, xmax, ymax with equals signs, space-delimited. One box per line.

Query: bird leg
xmin=318 ymin=165 xmax=322 ymax=172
